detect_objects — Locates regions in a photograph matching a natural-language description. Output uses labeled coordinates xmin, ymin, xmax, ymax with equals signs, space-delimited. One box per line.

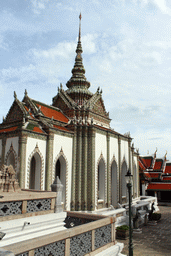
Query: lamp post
xmin=125 ymin=169 xmax=133 ymax=256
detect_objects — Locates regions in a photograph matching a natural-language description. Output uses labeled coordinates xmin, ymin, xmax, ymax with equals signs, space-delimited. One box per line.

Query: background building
xmin=139 ymin=150 xmax=171 ymax=202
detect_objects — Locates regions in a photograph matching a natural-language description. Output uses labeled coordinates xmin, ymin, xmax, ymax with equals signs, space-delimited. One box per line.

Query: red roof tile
xmin=144 ymin=172 xmax=161 ymax=179
xmin=153 ymin=160 xmax=163 ymax=170
xmin=0 ymin=126 xmax=18 ymax=133
xmin=139 ymin=156 xmax=153 ymax=169
xmin=164 ymin=165 xmax=171 ymax=174
xmin=36 ymin=103 xmax=68 ymax=123
xmin=163 ymin=176 xmax=171 ymax=181
xmin=139 ymin=160 xmax=146 ymax=171
xmin=147 ymin=183 xmax=171 ymax=191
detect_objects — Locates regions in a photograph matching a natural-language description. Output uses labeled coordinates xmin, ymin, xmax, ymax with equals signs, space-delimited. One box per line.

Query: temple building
xmin=139 ymin=150 xmax=171 ymax=202
xmin=0 ymin=15 xmax=139 ymax=211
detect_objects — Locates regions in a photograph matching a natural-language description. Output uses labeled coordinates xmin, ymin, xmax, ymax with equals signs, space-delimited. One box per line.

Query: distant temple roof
xmin=139 ymin=151 xmax=171 ymax=192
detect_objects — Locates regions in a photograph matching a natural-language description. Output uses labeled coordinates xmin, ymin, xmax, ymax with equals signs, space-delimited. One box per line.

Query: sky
xmin=0 ymin=0 xmax=171 ymax=159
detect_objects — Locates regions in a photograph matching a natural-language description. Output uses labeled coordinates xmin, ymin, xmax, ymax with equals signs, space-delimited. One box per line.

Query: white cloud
xmin=31 ymin=0 xmax=49 ymax=14
xmin=32 ymin=41 xmax=76 ymax=60
xmin=138 ymin=0 xmax=171 ymax=15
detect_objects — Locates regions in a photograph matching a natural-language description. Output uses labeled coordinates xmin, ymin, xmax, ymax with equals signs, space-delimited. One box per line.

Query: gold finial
xmin=79 ymin=13 xmax=82 ymax=42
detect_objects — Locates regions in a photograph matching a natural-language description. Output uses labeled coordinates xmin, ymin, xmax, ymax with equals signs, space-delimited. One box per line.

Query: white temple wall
xmin=95 ymin=132 xmax=107 ymax=164
xmin=26 ymin=137 xmax=46 ymax=189
xmin=110 ymin=137 xmax=119 ymax=206
xmin=53 ymin=134 xmax=73 ymax=211
xmin=110 ymin=136 xmax=118 ymax=163
xmin=120 ymin=139 xmax=129 ymax=165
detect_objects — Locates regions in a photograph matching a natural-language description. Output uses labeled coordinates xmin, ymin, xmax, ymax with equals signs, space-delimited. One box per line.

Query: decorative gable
xmin=5 ymin=101 xmax=25 ymax=123
xmin=92 ymin=98 xmax=108 ymax=117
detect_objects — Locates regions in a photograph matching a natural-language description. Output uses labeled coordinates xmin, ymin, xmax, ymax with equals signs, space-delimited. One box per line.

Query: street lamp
xmin=125 ymin=169 xmax=133 ymax=256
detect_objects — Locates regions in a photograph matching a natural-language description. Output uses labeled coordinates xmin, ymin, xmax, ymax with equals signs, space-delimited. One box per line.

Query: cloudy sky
xmin=0 ymin=0 xmax=171 ymax=159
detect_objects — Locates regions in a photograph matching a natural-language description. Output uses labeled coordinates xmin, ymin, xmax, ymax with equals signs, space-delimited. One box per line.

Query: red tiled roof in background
xmin=143 ymin=158 xmax=152 ymax=168
xmin=36 ymin=103 xmax=69 ymax=123
xmin=153 ymin=159 xmax=163 ymax=170
xmin=139 ymin=160 xmax=146 ymax=171
xmin=0 ymin=126 xmax=18 ymax=133
xmin=144 ymin=172 xmax=161 ymax=179
xmin=163 ymin=176 xmax=171 ymax=181
xmin=164 ymin=164 xmax=171 ymax=174
xmin=147 ymin=183 xmax=171 ymax=191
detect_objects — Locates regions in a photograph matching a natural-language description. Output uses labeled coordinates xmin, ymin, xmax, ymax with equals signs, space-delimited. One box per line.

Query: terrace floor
xmin=117 ymin=206 xmax=171 ymax=256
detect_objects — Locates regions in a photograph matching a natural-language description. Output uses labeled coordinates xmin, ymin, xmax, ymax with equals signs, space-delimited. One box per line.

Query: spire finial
xmin=14 ymin=91 xmax=17 ymax=99
xmin=79 ymin=13 xmax=82 ymax=42
xmin=25 ymin=89 xmax=28 ymax=97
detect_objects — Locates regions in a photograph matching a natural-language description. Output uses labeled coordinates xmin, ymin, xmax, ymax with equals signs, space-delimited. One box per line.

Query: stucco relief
xmin=53 ymin=147 xmax=69 ymax=209
xmin=27 ymin=144 xmax=44 ymax=190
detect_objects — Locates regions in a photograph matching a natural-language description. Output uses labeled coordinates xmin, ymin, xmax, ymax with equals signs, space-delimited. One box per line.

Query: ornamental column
xmin=45 ymin=132 xmax=54 ymax=191
xmin=82 ymin=125 xmax=88 ymax=210
xmin=76 ymin=124 xmax=82 ymax=211
xmin=88 ymin=126 xmax=95 ymax=211
xmin=19 ymin=135 xmax=27 ymax=188
xmin=107 ymin=133 xmax=110 ymax=207
xmin=71 ymin=125 xmax=77 ymax=211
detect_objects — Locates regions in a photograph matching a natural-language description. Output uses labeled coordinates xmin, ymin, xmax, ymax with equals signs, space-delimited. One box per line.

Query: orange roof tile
xmin=0 ymin=126 xmax=18 ymax=133
xmin=36 ymin=103 xmax=69 ymax=123
xmin=33 ymin=126 xmax=44 ymax=133
xmin=53 ymin=124 xmax=71 ymax=132
xmin=26 ymin=123 xmax=45 ymax=134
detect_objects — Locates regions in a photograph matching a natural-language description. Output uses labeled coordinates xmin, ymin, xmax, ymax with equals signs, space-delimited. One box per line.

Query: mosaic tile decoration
xmin=70 ymin=231 xmax=92 ymax=256
xmin=34 ymin=240 xmax=65 ymax=256
xmin=95 ymin=224 xmax=111 ymax=249
xmin=0 ymin=201 xmax=22 ymax=216
xmin=26 ymin=198 xmax=51 ymax=213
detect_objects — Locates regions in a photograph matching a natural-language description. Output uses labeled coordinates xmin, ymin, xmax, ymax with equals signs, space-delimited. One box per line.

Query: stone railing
xmin=2 ymin=214 xmax=116 ymax=256
xmin=0 ymin=189 xmax=56 ymax=221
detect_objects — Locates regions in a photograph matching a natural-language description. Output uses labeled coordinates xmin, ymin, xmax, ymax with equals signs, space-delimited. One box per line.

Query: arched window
xmin=29 ymin=153 xmax=41 ymax=190
xmin=55 ymin=159 xmax=61 ymax=179
xmin=111 ymin=161 xmax=117 ymax=207
xmin=98 ymin=159 xmax=105 ymax=201
xmin=121 ymin=161 xmax=128 ymax=203
xmin=55 ymin=156 xmax=66 ymax=206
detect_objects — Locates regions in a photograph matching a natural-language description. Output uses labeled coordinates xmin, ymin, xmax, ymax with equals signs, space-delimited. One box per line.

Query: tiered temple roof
xmin=139 ymin=151 xmax=171 ymax=192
